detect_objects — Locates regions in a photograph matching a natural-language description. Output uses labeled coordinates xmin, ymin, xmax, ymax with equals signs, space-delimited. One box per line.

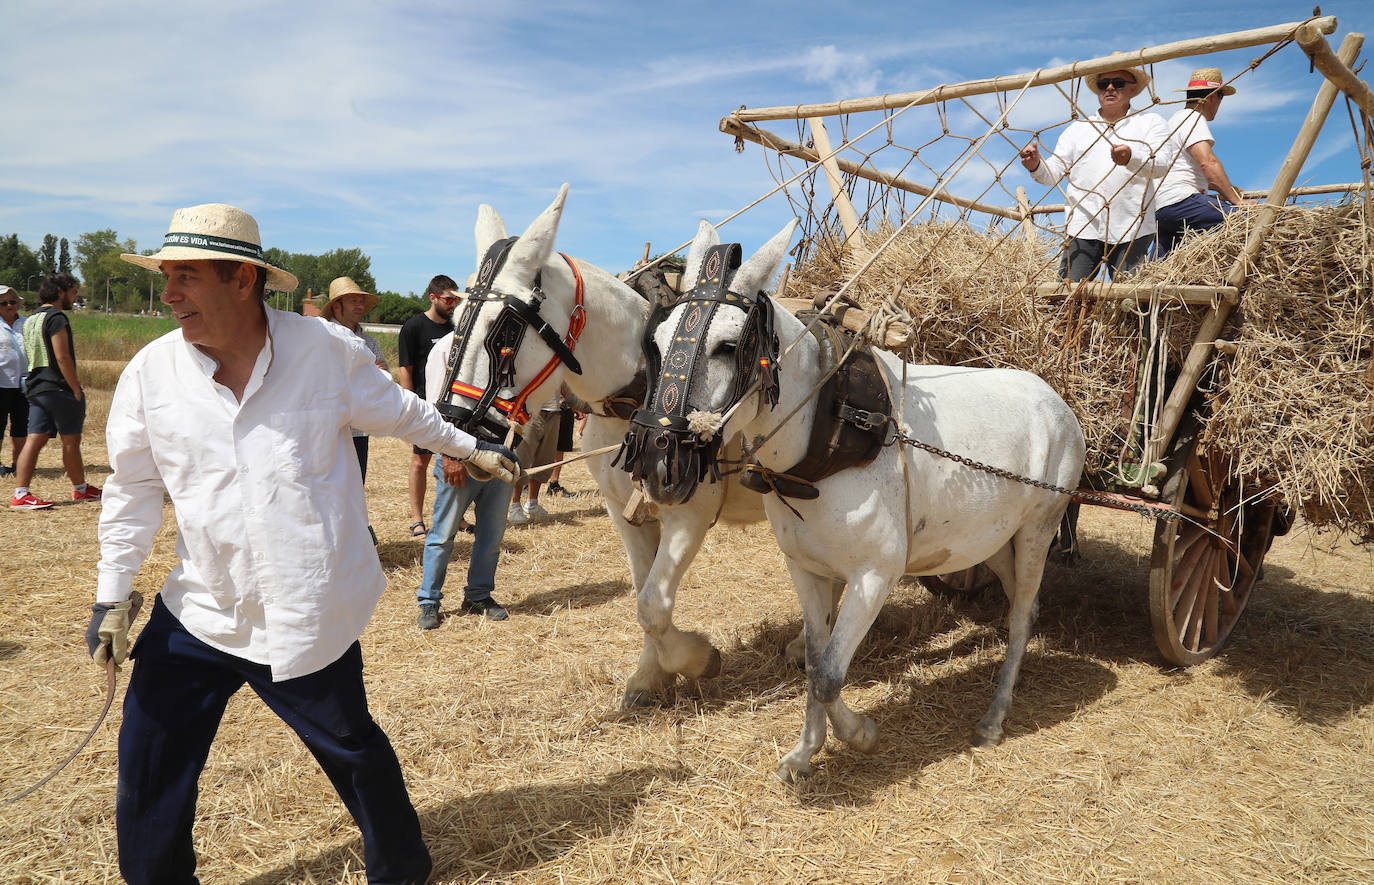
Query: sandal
xmin=409 ymin=521 xmax=427 ymax=537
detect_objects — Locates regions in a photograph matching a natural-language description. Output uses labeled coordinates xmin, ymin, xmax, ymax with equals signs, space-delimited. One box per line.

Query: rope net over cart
xmin=720 ymin=14 xmax=1374 ymax=544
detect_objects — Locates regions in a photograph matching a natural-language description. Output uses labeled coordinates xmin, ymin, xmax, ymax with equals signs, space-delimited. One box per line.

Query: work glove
xmin=464 ymin=439 xmax=522 ymax=484
xmin=85 ymin=590 xmax=143 ymax=667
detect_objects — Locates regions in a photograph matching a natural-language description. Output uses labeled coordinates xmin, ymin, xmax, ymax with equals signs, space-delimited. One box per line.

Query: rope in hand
xmin=3 ymin=656 xmax=118 ymax=806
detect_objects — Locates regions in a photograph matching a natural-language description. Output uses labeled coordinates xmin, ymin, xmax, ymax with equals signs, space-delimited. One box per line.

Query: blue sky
xmin=3 ymin=1 xmax=1370 ymax=296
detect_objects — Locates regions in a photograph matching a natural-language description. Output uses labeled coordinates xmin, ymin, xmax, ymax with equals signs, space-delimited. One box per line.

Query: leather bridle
xmin=433 ymin=236 xmax=585 ymax=447
xmin=615 ymin=243 xmax=779 ymax=497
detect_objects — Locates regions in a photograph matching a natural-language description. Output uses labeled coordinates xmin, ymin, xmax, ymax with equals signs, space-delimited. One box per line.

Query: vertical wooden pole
xmin=1143 ymin=32 xmax=1366 ymax=470
xmin=807 ymin=117 xmax=862 ymax=245
xmin=1016 ymin=186 xmax=1033 ymax=241
xmin=776 ymin=263 xmax=792 ymax=298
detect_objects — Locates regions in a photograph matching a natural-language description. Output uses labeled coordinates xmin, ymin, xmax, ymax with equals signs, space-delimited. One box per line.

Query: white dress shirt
xmin=97 ymin=307 xmax=478 ymax=680
xmin=1029 ymin=111 xmax=1173 ymax=243
xmin=1155 ymin=108 xmax=1215 ymax=209
xmin=0 ymin=315 xmax=25 ymax=388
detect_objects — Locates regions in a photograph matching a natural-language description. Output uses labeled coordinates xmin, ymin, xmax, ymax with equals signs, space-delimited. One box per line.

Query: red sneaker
xmin=12 ymin=492 xmax=55 ymax=510
xmin=73 ymin=485 xmax=103 ymax=502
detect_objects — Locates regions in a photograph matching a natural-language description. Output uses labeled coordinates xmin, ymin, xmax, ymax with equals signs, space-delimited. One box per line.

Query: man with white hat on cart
xmin=1020 ymin=57 xmax=1173 ymax=280
xmin=86 ymin=203 xmax=520 ymax=884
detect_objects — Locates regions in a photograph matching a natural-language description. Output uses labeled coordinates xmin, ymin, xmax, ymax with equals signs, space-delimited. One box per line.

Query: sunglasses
xmin=435 ymin=294 xmax=460 ymax=305
xmin=0 ymin=300 xmax=18 ymax=307
xmin=1096 ymin=77 xmax=1134 ymax=91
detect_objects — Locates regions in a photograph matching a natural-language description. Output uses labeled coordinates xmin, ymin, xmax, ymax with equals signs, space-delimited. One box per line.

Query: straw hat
xmin=1086 ymin=53 xmax=1151 ymax=95
xmin=1176 ymin=66 xmax=1236 ymax=96
xmin=320 ymin=276 xmax=379 ymax=319
xmin=120 ymin=203 xmax=299 ymax=293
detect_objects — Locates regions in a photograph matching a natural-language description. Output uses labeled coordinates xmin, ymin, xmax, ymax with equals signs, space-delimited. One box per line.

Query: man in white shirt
xmin=1020 ymin=60 xmax=1173 ymax=280
xmin=0 ymin=286 xmax=26 ymax=476
xmin=1155 ymin=67 xmax=1247 ymax=257
xmin=85 ymin=203 xmax=519 ymax=885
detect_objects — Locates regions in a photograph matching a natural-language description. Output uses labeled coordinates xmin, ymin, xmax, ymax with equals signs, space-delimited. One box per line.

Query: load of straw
xmin=789 ymin=202 xmax=1374 ymax=540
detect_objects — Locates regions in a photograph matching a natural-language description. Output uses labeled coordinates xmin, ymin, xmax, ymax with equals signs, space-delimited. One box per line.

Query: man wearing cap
xmin=1020 ymin=60 xmax=1173 ymax=280
xmin=320 ymin=275 xmax=389 ymax=482
xmin=0 ymin=286 xmax=27 ymax=477
xmin=1154 ymin=67 xmax=1248 ymax=257
xmin=85 ymin=203 xmax=520 ymax=885
xmin=12 ymin=272 xmax=100 ymax=508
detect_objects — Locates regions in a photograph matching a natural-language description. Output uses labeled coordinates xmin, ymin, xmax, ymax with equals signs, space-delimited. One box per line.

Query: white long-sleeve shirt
xmin=0 ymin=315 xmax=25 ymax=388
xmin=1029 ymin=111 xmax=1173 ymax=244
xmin=97 ymin=307 xmax=478 ymax=680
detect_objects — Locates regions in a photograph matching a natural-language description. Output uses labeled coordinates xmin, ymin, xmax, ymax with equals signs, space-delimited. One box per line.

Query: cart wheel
xmin=1148 ymin=443 xmax=1277 ymax=666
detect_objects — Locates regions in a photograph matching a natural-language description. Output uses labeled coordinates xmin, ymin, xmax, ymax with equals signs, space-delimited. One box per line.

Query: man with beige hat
xmin=85 ymin=202 xmax=520 ymax=884
xmin=1020 ymin=57 xmax=1173 ymax=280
xmin=1155 ymin=67 xmax=1248 ymax=257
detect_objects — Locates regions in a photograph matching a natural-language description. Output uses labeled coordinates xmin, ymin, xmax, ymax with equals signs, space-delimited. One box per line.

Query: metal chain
xmin=895 ymin=430 xmax=1182 ymax=521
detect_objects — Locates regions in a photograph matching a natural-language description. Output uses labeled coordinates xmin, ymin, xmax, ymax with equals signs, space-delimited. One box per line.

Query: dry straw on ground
xmin=790 ymin=202 xmax=1374 ymax=539
xmin=1 ymin=378 xmax=1373 ymax=883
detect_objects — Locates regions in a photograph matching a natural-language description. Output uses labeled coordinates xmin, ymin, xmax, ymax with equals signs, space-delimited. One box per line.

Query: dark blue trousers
xmin=1156 ymin=192 xmax=1234 ymax=257
xmin=116 ymin=597 xmax=431 ymax=885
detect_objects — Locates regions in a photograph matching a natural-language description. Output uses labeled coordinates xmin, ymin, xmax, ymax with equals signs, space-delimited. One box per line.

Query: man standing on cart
xmin=1020 ymin=59 xmax=1173 ymax=280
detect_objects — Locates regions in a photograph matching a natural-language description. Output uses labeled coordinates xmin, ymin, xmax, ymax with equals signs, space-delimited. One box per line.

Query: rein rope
xmin=3 ymin=657 xmax=117 ymax=806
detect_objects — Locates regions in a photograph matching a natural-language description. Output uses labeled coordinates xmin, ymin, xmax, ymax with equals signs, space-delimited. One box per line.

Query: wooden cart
xmin=716 ymin=16 xmax=1374 ymax=666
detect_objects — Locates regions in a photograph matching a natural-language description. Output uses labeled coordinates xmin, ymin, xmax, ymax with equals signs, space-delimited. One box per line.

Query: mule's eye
xmin=714 ymin=341 xmax=737 ymax=357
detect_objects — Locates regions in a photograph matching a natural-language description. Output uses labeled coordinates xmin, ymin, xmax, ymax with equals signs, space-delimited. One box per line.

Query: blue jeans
xmin=417 ymin=460 xmax=512 ymax=606
xmin=1156 ymin=192 xmax=1235 ymax=257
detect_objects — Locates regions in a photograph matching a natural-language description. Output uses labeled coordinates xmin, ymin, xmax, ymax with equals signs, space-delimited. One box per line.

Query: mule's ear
xmin=732 ymin=218 xmax=799 ymax=296
xmin=502 ymin=183 xmax=569 ymax=287
xmin=680 ymin=219 xmax=719 ymax=289
xmin=474 ymin=204 xmax=507 ymax=262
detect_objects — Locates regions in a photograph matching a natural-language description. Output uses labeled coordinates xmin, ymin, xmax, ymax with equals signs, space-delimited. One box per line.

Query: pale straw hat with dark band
xmin=120 ymin=203 xmax=299 ymax=293
xmin=1176 ymin=66 xmax=1236 ymax=96
xmin=1086 ymin=52 xmax=1151 ymax=95
xmin=321 ymin=276 xmax=379 ymax=318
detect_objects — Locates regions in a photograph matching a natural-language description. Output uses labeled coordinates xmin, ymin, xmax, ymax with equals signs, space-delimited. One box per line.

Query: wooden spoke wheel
xmin=1148 ymin=442 xmax=1277 ymax=666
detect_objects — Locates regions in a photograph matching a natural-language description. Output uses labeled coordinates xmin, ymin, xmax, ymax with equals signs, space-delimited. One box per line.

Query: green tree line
xmin=0 ymin=230 xmax=428 ymax=324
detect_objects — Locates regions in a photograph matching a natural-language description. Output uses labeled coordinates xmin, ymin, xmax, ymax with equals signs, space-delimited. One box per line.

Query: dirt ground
xmin=1 ymin=384 xmax=1372 ymax=883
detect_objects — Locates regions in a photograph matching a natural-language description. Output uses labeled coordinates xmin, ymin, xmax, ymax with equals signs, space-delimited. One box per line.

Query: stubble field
xmin=1 ymin=368 xmax=1372 ymax=884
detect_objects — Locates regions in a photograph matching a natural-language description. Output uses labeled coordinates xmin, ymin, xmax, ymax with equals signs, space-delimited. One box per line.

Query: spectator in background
xmin=1020 ymin=58 xmax=1172 ymax=280
xmin=12 ymin=272 xmax=99 ymax=509
xmin=397 ymin=275 xmax=457 ymax=538
xmin=0 ymin=286 xmax=27 ymax=477
xmin=415 ymin=324 xmax=518 ymax=628
xmin=544 ymin=400 xmax=581 ymax=499
xmin=1154 ymin=67 xmax=1248 ymax=257
xmin=319 ymin=276 xmax=388 ymax=482
xmin=508 ymin=395 xmax=562 ymax=524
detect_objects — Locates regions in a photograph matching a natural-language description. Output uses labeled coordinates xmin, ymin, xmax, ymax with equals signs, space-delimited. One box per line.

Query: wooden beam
xmin=1034 ymin=282 xmax=1239 ymax=306
xmin=727 ymin=18 xmax=1336 ymax=123
xmin=1026 ymin=183 xmax=1372 ymax=219
xmin=807 ymin=118 xmax=862 ymax=245
xmin=1296 ymin=23 xmax=1374 ymax=119
xmin=1142 ymin=31 xmax=1365 ymax=469
xmin=777 ymin=296 xmax=913 ymax=350
xmin=721 ymin=117 xmax=1022 ymax=221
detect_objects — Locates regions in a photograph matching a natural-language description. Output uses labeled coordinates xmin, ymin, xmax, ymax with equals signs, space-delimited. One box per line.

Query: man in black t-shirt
xmin=12 ymin=272 xmax=100 ymax=510
xmin=397 ymin=274 xmax=458 ymax=535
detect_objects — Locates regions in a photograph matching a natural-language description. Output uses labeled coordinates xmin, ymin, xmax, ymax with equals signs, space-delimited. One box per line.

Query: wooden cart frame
xmin=717 ymin=16 xmax=1374 ymax=665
